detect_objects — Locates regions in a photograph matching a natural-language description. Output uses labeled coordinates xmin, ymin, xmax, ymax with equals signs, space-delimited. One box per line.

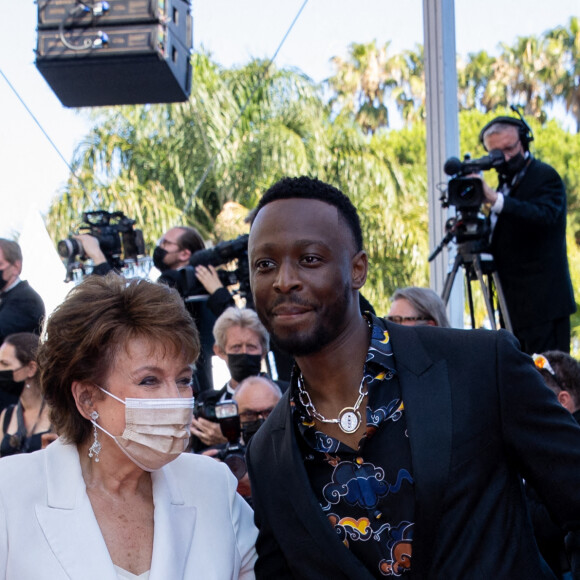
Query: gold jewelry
xmin=297 ymin=373 xmax=367 ymax=434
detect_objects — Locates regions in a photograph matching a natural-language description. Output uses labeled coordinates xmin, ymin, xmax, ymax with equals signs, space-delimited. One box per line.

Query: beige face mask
xmin=92 ymin=388 xmax=194 ymax=472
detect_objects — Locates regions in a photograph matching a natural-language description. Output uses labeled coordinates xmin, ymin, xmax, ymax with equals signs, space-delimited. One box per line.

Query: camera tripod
xmin=441 ymin=239 xmax=513 ymax=332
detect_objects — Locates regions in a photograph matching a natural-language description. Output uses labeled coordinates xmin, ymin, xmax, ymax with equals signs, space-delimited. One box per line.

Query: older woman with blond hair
xmin=0 ymin=273 xmax=257 ymax=579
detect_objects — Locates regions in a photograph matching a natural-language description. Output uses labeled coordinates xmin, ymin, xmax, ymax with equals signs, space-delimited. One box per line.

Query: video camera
xmin=158 ymin=234 xmax=252 ymax=307
xmin=443 ymin=150 xmax=504 ymax=209
xmin=428 ymin=150 xmax=504 ymax=263
xmin=57 ymin=211 xmax=145 ymax=282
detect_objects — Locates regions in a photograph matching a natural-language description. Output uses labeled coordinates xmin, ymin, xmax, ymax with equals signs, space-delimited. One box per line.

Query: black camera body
xmin=429 ymin=151 xmax=504 ymax=263
xmin=159 ymin=234 xmax=251 ymax=306
xmin=57 ymin=211 xmax=145 ymax=282
xmin=443 ymin=150 xmax=504 ymax=210
xmin=214 ymin=400 xmax=247 ymax=480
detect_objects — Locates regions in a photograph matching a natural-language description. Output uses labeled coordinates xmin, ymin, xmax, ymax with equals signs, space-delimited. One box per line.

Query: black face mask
xmin=0 ymin=269 xmax=8 ymax=291
xmin=241 ymin=418 xmax=266 ymax=445
xmin=497 ymin=152 xmax=527 ymax=180
xmin=152 ymin=246 xmax=171 ymax=272
xmin=227 ymin=353 xmax=262 ymax=383
xmin=0 ymin=370 xmax=25 ymax=398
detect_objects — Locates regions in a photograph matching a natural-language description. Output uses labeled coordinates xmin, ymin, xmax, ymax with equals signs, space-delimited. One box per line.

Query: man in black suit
xmin=479 ymin=116 xmax=576 ymax=354
xmin=245 ymin=175 xmax=580 ymax=579
xmin=0 ymin=239 xmax=44 ymax=345
xmin=0 ymin=239 xmax=45 ymax=411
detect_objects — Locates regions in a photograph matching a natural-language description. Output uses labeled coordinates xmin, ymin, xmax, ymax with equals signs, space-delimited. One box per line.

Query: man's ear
xmin=557 ymin=390 xmax=575 ymax=413
xmin=71 ymin=381 xmax=99 ymax=420
xmin=351 ymin=250 xmax=368 ymax=290
xmin=179 ymin=248 xmax=192 ymax=263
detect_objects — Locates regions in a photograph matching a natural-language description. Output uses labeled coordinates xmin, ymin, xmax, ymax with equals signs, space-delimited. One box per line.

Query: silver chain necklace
xmin=297 ymin=373 xmax=368 ymax=434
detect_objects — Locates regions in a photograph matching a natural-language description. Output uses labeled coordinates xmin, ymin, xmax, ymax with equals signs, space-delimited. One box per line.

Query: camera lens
xmin=57 ymin=238 xmax=82 ymax=259
xmin=223 ymin=453 xmax=247 ymax=480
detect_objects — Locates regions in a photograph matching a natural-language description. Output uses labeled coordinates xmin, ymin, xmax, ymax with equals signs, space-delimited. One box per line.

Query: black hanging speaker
xmin=35 ymin=0 xmax=193 ymax=107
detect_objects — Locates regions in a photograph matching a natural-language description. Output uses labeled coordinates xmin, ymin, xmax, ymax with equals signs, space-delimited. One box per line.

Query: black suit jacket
xmin=246 ymin=321 xmax=580 ymax=579
xmin=0 ymin=280 xmax=45 ymax=345
xmin=491 ymin=158 xmax=575 ymax=330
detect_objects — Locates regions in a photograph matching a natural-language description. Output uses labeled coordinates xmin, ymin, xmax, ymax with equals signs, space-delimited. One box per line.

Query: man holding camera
xmin=478 ymin=116 xmax=575 ymax=354
xmin=152 ymin=226 xmax=236 ymax=393
xmin=190 ymin=306 xmax=275 ymax=451
xmin=78 ymin=226 xmax=235 ymax=393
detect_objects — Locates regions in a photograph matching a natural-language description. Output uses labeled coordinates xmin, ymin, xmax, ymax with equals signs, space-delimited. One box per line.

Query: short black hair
xmin=252 ymin=176 xmax=363 ymax=251
xmin=542 ymin=350 xmax=580 ymax=408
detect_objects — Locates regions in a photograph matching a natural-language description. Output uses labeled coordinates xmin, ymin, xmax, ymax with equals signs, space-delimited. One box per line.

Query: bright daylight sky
xmin=0 ymin=0 xmax=578 ymax=241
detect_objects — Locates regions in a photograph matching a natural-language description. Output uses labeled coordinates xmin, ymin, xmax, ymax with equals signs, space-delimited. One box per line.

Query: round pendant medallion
xmin=338 ymin=408 xmax=361 ymax=433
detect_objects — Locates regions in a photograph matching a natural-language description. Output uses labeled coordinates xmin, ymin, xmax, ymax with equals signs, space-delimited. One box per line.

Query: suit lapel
xmin=269 ymin=394 xmax=375 ymax=579
xmin=387 ymin=323 xmax=452 ymax=579
xmin=149 ymin=465 xmax=197 ymax=580
xmin=36 ymin=439 xmax=118 ymax=580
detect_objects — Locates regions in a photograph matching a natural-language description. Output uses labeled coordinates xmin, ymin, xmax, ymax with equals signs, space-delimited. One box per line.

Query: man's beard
xmin=266 ymin=282 xmax=351 ymax=358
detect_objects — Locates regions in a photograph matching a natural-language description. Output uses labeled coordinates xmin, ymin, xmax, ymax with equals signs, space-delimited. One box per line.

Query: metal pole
xmin=423 ymin=0 xmax=464 ymax=327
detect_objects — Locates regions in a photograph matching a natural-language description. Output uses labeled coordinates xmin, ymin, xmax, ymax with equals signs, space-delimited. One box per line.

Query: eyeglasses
xmin=497 ymin=140 xmax=521 ymax=156
xmin=239 ymin=408 xmax=274 ymax=423
xmin=386 ymin=316 xmax=432 ymax=325
xmin=159 ymin=238 xmax=181 ymax=250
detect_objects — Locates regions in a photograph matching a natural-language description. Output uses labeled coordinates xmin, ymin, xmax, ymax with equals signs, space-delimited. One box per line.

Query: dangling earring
xmin=88 ymin=411 xmax=101 ymax=462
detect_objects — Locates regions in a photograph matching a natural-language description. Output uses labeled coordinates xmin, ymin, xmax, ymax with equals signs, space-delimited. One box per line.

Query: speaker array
xmin=35 ymin=0 xmax=193 ymax=107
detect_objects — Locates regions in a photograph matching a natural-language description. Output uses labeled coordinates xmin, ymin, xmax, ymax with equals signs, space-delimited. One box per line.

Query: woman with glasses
xmin=387 ymin=286 xmax=450 ymax=327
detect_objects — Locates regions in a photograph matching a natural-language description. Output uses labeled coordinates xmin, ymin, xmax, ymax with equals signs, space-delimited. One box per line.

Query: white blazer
xmin=0 ymin=438 xmax=257 ymax=579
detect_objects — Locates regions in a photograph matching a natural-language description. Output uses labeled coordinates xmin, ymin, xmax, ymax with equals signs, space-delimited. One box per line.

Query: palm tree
xmin=457 ymin=50 xmax=496 ymax=112
xmin=547 ymin=17 xmax=580 ymax=131
xmin=392 ymin=45 xmax=426 ymax=123
xmin=488 ymin=35 xmax=558 ymax=123
xmin=326 ymin=40 xmax=398 ymax=134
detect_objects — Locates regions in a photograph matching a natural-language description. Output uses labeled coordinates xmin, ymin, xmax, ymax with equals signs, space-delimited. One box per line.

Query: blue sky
xmin=0 ymin=0 xmax=578 ymax=238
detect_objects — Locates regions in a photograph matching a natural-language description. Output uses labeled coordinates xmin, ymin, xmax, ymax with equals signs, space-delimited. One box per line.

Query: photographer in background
xmin=152 ymin=226 xmax=235 ymax=393
xmin=201 ymin=375 xmax=283 ymax=503
xmin=232 ymin=375 xmax=282 ymax=501
xmin=190 ymin=307 xmax=281 ymax=452
xmin=478 ymin=116 xmax=575 ymax=354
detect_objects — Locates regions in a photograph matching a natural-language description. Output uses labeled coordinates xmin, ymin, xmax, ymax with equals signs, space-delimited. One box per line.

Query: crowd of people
xmin=0 ymin=112 xmax=578 ymax=579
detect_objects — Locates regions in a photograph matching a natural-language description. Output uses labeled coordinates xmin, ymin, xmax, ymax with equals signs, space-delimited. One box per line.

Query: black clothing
xmin=291 ymin=321 xmax=414 ymax=576
xmin=491 ymin=157 xmax=575 ymax=353
xmin=516 ymin=316 xmax=571 ymax=356
xmin=0 ymin=403 xmax=49 ymax=457
xmin=0 ymin=280 xmax=45 ymax=346
xmin=187 ymin=287 xmax=235 ymax=394
xmin=247 ymin=318 xmax=580 ymax=579
xmin=528 ymin=408 xmax=580 ymax=579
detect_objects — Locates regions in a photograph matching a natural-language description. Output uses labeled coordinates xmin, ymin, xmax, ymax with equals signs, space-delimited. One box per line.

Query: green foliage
xmin=45 ymin=24 xmax=580 ymax=342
